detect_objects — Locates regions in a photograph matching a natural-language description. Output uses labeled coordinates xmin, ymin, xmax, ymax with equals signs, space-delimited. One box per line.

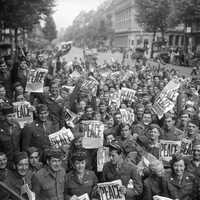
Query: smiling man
xmin=5 ymin=152 xmax=32 ymax=196
xmin=32 ymin=148 xmax=66 ymax=200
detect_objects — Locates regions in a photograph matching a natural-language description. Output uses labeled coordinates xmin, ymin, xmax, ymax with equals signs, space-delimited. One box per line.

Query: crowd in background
xmin=0 ymin=47 xmax=200 ymax=200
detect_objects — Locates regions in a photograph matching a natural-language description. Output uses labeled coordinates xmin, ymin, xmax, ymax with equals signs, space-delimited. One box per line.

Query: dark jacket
xmin=5 ymin=170 xmax=32 ymax=196
xmin=142 ymin=175 xmax=166 ymax=200
xmin=186 ymin=159 xmax=200 ymax=178
xmin=35 ymin=94 xmax=65 ymax=129
xmin=161 ymin=127 xmax=184 ymax=141
xmin=65 ymin=169 xmax=98 ymax=200
xmin=163 ymin=171 xmax=197 ymax=200
xmin=21 ymin=120 xmax=57 ymax=152
xmin=32 ymin=166 xmax=66 ymax=200
xmin=102 ymin=160 xmax=143 ymax=200
xmin=0 ymin=120 xmax=21 ymax=161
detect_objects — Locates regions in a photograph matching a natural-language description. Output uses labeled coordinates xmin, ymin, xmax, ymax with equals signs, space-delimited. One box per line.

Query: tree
xmin=134 ymin=0 xmax=171 ymax=57
xmin=43 ymin=15 xmax=57 ymax=42
xmin=168 ymin=0 xmax=200 ymax=27
xmin=135 ymin=0 xmax=170 ymax=39
xmin=0 ymin=0 xmax=55 ymax=48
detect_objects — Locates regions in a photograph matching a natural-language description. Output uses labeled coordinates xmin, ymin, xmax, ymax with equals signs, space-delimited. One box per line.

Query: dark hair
xmin=0 ymin=152 xmax=6 ymax=157
xmin=170 ymin=153 xmax=185 ymax=170
xmin=108 ymin=140 xmax=123 ymax=155
xmin=120 ymin=123 xmax=131 ymax=131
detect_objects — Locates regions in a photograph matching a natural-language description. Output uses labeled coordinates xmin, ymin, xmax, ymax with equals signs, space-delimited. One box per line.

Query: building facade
xmin=107 ymin=0 xmax=161 ymax=58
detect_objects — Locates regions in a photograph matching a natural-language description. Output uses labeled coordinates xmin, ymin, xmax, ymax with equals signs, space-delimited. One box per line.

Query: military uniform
xmin=186 ymin=159 xmax=200 ymax=177
xmin=21 ymin=120 xmax=58 ymax=152
xmin=5 ymin=170 xmax=32 ymax=196
xmin=102 ymin=160 xmax=143 ymax=200
xmin=65 ymin=170 xmax=98 ymax=200
xmin=163 ymin=171 xmax=196 ymax=200
xmin=32 ymin=166 xmax=66 ymax=200
xmin=0 ymin=120 xmax=21 ymax=161
xmin=142 ymin=175 xmax=166 ymax=200
xmin=161 ymin=127 xmax=184 ymax=141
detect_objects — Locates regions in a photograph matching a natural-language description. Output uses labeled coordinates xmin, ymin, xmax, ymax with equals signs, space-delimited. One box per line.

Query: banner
xmin=13 ymin=101 xmax=33 ymax=128
xmin=65 ymin=108 xmax=77 ymax=124
xmin=62 ymin=86 xmax=75 ymax=94
xmin=120 ymin=87 xmax=136 ymax=103
xmin=97 ymin=147 xmax=110 ymax=172
xmin=152 ymin=79 xmax=180 ymax=119
xmin=120 ymin=109 xmax=135 ymax=125
xmin=109 ymin=71 xmax=121 ymax=80
xmin=80 ymin=77 xmax=99 ymax=97
xmin=153 ymin=195 xmax=173 ymax=200
xmin=78 ymin=193 xmax=90 ymax=200
xmin=109 ymin=91 xmax=121 ymax=109
xmin=97 ymin=180 xmax=125 ymax=200
xmin=180 ymin=139 xmax=193 ymax=156
xmin=82 ymin=120 xmax=104 ymax=149
xmin=25 ymin=68 xmax=48 ymax=93
xmin=159 ymin=140 xmax=181 ymax=162
xmin=49 ymin=127 xmax=74 ymax=148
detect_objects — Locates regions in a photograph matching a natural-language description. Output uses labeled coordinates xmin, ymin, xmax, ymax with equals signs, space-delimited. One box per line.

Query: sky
xmin=53 ymin=0 xmax=105 ymax=30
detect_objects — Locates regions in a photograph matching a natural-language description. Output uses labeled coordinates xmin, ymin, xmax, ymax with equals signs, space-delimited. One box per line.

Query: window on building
xmin=169 ymin=35 xmax=173 ymax=46
xmin=137 ymin=39 xmax=142 ymax=45
xmin=132 ymin=40 xmax=134 ymax=45
xmin=175 ymin=35 xmax=179 ymax=45
xmin=144 ymin=39 xmax=149 ymax=45
xmin=181 ymin=36 xmax=184 ymax=46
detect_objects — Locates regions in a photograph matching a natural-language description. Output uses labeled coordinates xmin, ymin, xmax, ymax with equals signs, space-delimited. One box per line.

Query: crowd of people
xmin=0 ymin=46 xmax=200 ymax=200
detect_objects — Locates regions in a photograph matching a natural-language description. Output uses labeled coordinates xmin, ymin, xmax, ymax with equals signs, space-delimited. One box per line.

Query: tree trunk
xmin=150 ymin=30 xmax=156 ymax=58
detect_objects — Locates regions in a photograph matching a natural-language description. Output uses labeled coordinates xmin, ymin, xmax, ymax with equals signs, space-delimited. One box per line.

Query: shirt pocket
xmin=42 ymin=182 xmax=55 ymax=192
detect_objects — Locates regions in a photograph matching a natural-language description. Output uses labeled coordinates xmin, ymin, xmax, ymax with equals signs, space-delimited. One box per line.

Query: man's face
xmin=38 ymin=55 xmax=44 ymax=62
xmin=99 ymin=104 xmax=106 ymax=113
xmin=106 ymin=135 xmax=115 ymax=145
xmin=79 ymin=101 xmax=86 ymax=111
xmin=74 ymin=160 xmax=86 ymax=174
xmin=149 ymin=128 xmax=160 ymax=141
xmin=142 ymin=113 xmax=152 ymax=125
xmin=29 ymin=152 xmax=40 ymax=167
xmin=38 ymin=111 xmax=49 ymax=122
xmin=114 ymin=114 xmax=122 ymax=125
xmin=86 ymin=107 xmax=93 ymax=118
xmin=15 ymin=86 xmax=24 ymax=95
xmin=110 ymin=150 xmax=121 ymax=165
xmin=193 ymin=145 xmax=200 ymax=161
xmin=107 ymin=118 xmax=114 ymax=128
xmin=0 ymin=154 xmax=7 ymax=169
xmin=47 ymin=157 xmax=62 ymax=172
xmin=165 ymin=117 xmax=174 ymax=130
xmin=188 ymin=122 xmax=198 ymax=135
xmin=0 ymin=87 xmax=6 ymax=98
xmin=16 ymin=158 xmax=29 ymax=177
xmin=180 ymin=114 xmax=190 ymax=124
xmin=50 ymin=84 xmax=59 ymax=96
xmin=137 ymin=108 xmax=144 ymax=119
xmin=6 ymin=113 xmax=16 ymax=123
xmin=121 ymin=125 xmax=131 ymax=139
xmin=20 ymin=61 xmax=27 ymax=70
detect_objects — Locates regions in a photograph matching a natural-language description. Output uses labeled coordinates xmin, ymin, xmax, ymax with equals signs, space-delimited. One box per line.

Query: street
xmin=65 ymin=47 xmax=192 ymax=77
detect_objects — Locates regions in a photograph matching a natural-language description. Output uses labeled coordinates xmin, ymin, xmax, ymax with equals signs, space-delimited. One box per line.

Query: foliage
xmin=0 ymin=0 xmax=55 ymax=30
xmin=61 ymin=0 xmax=114 ymax=48
xmin=168 ymin=0 xmax=200 ymax=26
xmin=134 ymin=0 xmax=170 ymax=34
xmin=43 ymin=15 xmax=57 ymax=42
